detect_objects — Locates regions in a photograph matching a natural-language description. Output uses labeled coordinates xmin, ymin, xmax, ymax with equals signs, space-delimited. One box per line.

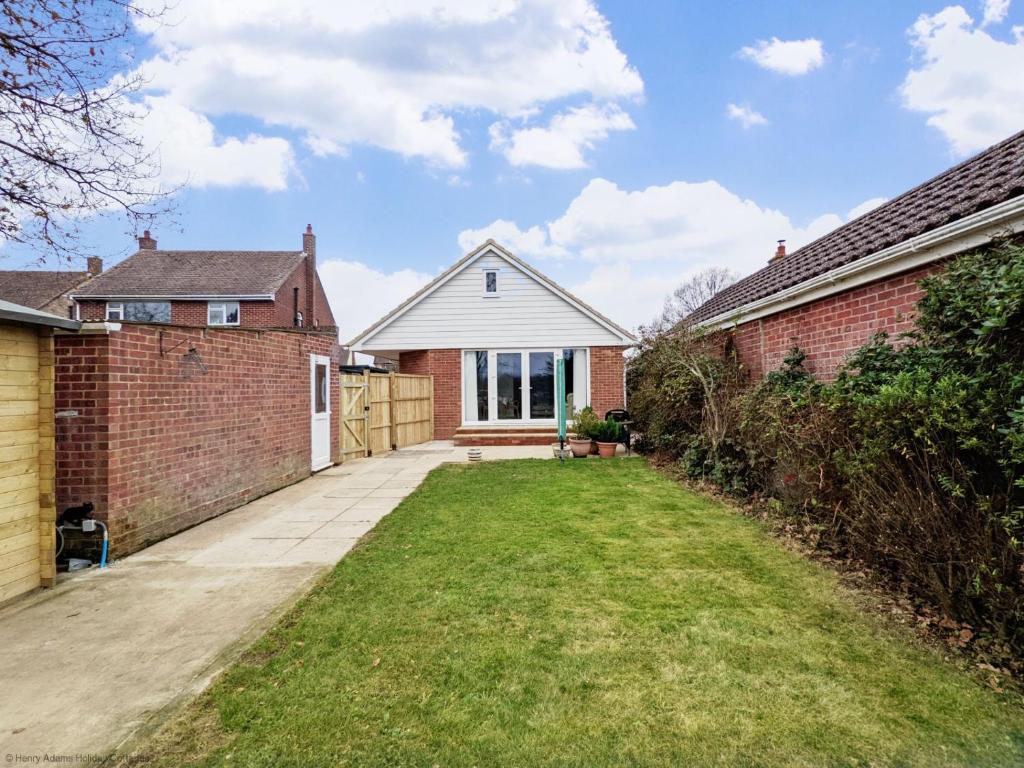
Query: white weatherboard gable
xmin=353 ymin=246 xmax=631 ymax=352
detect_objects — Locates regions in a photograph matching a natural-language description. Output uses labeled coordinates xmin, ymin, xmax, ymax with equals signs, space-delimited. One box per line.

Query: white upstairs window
xmin=208 ymin=301 xmax=240 ymax=326
xmin=482 ymin=268 xmax=500 ymax=297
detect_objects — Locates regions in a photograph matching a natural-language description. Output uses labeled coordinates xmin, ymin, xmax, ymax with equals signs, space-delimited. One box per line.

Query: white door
xmin=310 ymin=354 xmax=331 ymax=471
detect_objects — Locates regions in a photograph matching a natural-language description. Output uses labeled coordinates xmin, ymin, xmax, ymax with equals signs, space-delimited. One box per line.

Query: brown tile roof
xmin=688 ymin=128 xmax=1024 ymax=324
xmin=73 ymin=250 xmax=305 ymax=298
xmin=0 ymin=270 xmax=92 ymax=310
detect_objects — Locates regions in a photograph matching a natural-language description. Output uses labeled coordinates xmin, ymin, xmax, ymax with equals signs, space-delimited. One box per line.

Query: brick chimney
xmin=302 ymin=224 xmax=316 ymax=328
xmin=138 ymin=230 xmax=157 ymax=250
xmin=86 ymin=256 xmax=103 ymax=276
xmin=771 ymin=239 xmax=786 ymax=263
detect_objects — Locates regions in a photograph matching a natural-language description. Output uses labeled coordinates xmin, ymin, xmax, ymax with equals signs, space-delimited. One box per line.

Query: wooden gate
xmin=340 ymin=373 xmax=369 ymax=462
xmin=339 ymin=371 xmax=434 ymax=462
xmin=367 ymin=373 xmax=392 ymax=456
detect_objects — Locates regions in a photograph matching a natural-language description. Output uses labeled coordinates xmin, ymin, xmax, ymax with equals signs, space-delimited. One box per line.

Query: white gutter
xmin=696 ymin=194 xmax=1024 ymax=330
xmin=68 ymin=293 xmax=275 ymax=301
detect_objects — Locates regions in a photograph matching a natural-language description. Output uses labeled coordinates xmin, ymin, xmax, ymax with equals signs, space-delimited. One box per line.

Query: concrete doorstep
xmin=0 ymin=442 xmax=551 ymax=760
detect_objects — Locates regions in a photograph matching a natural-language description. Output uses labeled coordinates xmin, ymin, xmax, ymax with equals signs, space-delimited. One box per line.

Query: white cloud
xmin=726 ymin=103 xmax=769 ymax=128
xmin=140 ymin=97 xmax=295 ymax=190
xmin=982 ymin=0 xmax=1011 ymax=26
xmin=457 ymin=218 xmax=569 ymax=258
xmin=489 ymin=103 xmax=636 ymax=169
xmin=901 ymin=6 xmax=1024 ymax=155
xmin=739 ymin=37 xmax=825 ymax=75
xmin=458 ymin=179 xmax=886 ymax=330
xmin=318 ymin=258 xmax=434 ymax=344
xmin=131 ymin=0 xmax=643 ymax=174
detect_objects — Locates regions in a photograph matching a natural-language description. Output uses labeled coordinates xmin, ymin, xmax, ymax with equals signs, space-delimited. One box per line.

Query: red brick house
xmin=71 ymin=225 xmax=335 ymax=330
xmin=349 ymin=240 xmax=636 ymax=445
xmin=688 ymin=129 xmax=1024 ymax=379
xmin=0 ymin=257 xmax=102 ymax=318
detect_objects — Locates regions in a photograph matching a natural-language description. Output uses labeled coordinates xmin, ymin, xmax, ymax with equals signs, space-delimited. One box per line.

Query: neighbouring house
xmin=0 ymin=257 xmax=102 ymax=318
xmin=687 ymin=128 xmax=1024 ymax=379
xmin=53 ymin=225 xmax=342 ymax=560
xmin=0 ymin=300 xmax=80 ymax=604
xmin=71 ymin=226 xmax=335 ymax=330
xmin=349 ymin=240 xmax=636 ymax=445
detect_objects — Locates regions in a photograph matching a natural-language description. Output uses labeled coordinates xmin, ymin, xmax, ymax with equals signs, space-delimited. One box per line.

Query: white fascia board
xmin=697 ymin=195 xmax=1024 ymax=330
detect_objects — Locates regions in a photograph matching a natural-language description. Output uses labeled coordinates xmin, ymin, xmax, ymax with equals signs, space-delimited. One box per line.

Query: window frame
xmin=207 ymin=300 xmax=240 ymax=327
xmin=481 ymin=267 xmax=501 ymax=298
xmin=105 ymin=302 xmax=124 ymax=321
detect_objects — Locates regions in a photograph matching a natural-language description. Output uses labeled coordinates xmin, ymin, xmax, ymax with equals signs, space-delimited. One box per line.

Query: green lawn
xmin=136 ymin=459 xmax=1024 ymax=767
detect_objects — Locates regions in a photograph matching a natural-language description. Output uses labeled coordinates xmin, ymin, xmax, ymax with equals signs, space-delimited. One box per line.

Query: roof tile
xmin=73 ymin=250 xmax=305 ymax=297
xmin=688 ymin=129 xmax=1024 ymax=324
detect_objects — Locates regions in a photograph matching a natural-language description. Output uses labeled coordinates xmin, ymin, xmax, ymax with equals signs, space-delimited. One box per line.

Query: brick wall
xmin=730 ymin=263 xmax=940 ymax=380
xmin=399 ymin=346 xmax=627 ymax=437
xmin=77 ymin=299 xmax=282 ymax=328
xmin=55 ymin=324 xmax=340 ymax=557
xmin=589 ymin=346 xmax=627 ymax=417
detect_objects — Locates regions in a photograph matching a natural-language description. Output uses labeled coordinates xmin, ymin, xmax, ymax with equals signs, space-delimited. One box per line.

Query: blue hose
xmin=97 ymin=521 xmax=108 ymax=568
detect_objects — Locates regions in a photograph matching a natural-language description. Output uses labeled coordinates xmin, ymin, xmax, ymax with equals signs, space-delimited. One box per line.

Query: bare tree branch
xmin=0 ymin=0 xmax=172 ymax=263
xmin=644 ymin=267 xmax=738 ymax=335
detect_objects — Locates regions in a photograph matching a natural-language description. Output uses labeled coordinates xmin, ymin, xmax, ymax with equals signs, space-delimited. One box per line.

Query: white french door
xmin=462 ymin=348 xmax=588 ymax=425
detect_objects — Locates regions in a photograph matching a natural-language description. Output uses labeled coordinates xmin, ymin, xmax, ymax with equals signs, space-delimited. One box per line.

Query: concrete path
xmin=0 ymin=441 xmax=551 ymax=761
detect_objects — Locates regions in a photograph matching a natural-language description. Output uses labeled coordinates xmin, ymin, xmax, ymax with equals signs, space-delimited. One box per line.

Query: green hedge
xmin=627 ymin=240 xmax=1024 ymax=650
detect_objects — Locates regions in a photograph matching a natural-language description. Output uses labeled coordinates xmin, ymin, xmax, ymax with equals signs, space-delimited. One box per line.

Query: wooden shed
xmin=0 ymin=299 xmax=79 ymax=604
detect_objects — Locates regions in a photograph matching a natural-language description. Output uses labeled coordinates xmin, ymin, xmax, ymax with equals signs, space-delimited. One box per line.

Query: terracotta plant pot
xmin=596 ymin=441 xmax=618 ymax=458
xmin=568 ymin=438 xmax=593 ymax=458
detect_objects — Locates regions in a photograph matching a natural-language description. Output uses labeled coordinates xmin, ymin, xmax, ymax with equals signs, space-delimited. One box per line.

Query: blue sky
xmin=8 ymin=0 xmax=1024 ymax=337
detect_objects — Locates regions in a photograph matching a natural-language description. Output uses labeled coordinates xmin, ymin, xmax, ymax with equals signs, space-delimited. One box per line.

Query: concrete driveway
xmin=0 ymin=442 xmax=550 ymax=761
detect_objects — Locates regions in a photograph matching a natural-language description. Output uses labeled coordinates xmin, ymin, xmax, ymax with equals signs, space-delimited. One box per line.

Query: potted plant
xmin=568 ymin=407 xmax=599 ymax=458
xmin=592 ymin=418 xmax=622 ymax=458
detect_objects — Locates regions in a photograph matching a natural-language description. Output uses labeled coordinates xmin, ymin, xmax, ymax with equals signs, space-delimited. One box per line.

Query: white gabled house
xmin=348 ymin=240 xmax=636 ymax=445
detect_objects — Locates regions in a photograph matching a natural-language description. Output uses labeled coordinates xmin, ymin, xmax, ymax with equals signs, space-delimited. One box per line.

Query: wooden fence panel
xmin=367 ymin=373 xmax=393 ymax=456
xmin=339 ymin=371 xmax=433 ymax=461
xmin=392 ymin=374 xmax=434 ymax=449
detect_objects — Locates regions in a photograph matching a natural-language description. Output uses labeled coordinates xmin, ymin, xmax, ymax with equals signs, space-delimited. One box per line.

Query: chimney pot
xmin=86 ymin=256 xmax=103 ymax=276
xmin=138 ymin=230 xmax=157 ymax=250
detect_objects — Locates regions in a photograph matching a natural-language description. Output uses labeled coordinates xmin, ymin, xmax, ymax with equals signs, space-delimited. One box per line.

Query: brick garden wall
xmin=55 ymin=324 xmax=340 ymax=557
xmin=729 ymin=263 xmax=940 ymax=380
xmin=399 ymin=346 xmax=628 ymax=438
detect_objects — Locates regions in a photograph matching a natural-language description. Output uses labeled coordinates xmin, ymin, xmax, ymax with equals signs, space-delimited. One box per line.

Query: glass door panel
xmin=529 ymin=352 xmax=555 ymax=419
xmin=496 ymin=353 xmax=522 ymax=420
xmin=463 ymin=351 xmax=488 ymax=421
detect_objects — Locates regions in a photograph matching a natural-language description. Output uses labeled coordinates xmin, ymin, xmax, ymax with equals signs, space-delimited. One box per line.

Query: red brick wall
xmin=730 ymin=263 xmax=940 ymax=380
xmin=55 ymin=324 xmax=340 ymax=556
xmin=589 ymin=346 xmax=627 ymax=418
xmin=55 ymin=332 xmax=111 ymax=522
xmin=77 ymin=299 xmax=281 ymax=328
xmin=399 ymin=346 xmax=628 ymax=437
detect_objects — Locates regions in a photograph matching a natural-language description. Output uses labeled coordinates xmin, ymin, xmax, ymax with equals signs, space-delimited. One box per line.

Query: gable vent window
xmin=208 ymin=301 xmax=240 ymax=326
xmin=482 ymin=268 xmax=500 ymax=297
